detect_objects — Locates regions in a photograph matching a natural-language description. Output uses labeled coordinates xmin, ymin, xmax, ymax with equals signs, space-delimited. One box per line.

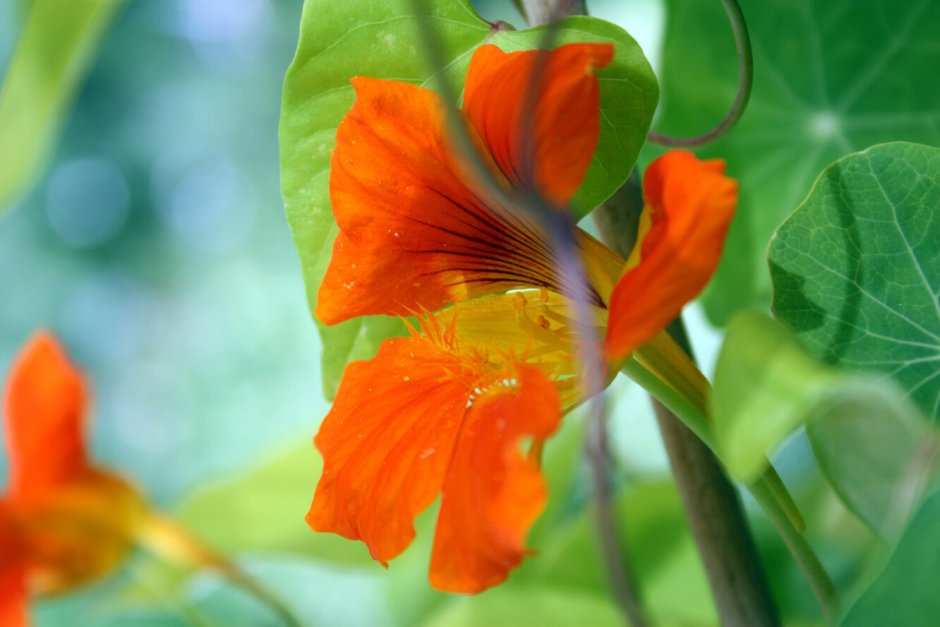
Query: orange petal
xmin=0 ymin=567 xmax=27 ymax=627
xmin=307 ymin=333 xmax=479 ymax=564
xmin=0 ymin=501 xmax=28 ymax=627
xmin=605 ymin=151 xmax=737 ymax=360
xmin=4 ymin=333 xmax=87 ymax=503
xmin=429 ymin=364 xmax=560 ymax=593
xmin=462 ymin=43 xmax=614 ymax=206
xmin=317 ymin=77 xmax=564 ymax=325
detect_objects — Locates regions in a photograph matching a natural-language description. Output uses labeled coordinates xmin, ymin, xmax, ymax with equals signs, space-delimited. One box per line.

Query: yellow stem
xmin=634 ymin=331 xmax=710 ymax=412
xmin=138 ymin=512 xmax=302 ymax=627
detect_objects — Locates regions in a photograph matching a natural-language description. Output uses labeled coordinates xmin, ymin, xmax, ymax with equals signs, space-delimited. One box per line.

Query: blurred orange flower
xmin=0 ymin=333 xmax=148 ymax=626
xmin=308 ymin=41 xmax=737 ymax=593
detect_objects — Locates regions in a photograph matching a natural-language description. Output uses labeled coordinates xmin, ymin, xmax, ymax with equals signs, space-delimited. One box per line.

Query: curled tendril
xmin=648 ymin=0 xmax=753 ymax=148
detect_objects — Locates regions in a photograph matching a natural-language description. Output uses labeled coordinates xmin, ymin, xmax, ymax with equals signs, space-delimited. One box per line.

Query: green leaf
xmin=839 ymin=486 xmax=940 ymax=627
xmin=279 ymin=0 xmax=658 ymax=398
xmin=174 ymin=440 xmax=373 ymax=565
xmin=420 ymin=587 xmax=624 ymax=627
xmin=712 ymin=312 xmax=931 ymax=492
xmin=656 ymin=0 xmax=940 ymax=324
xmin=0 ymin=0 xmax=124 ymax=211
xmin=808 ymin=400 xmax=940 ymax=539
xmin=713 ymin=312 xmax=833 ymax=481
xmin=769 ymin=142 xmax=940 ymax=419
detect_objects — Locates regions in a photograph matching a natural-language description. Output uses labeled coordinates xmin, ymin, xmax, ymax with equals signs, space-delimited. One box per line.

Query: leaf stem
xmin=750 ymin=478 xmax=838 ymax=620
xmin=648 ymin=0 xmax=753 ymax=147
xmin=139 ymin=513 xmax=303 ymax=627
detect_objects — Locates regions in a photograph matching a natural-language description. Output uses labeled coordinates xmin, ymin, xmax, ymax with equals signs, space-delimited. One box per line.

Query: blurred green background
xmin=0 ymin=0 xmax=323 ymax=504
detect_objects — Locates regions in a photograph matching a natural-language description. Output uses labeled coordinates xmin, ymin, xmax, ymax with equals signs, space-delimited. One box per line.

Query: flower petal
xmin=0 ymin=566 xmax=27 ymax=627
xmin=605 ymin=151 xmax=737 ymax=359
xmin=462 ymin=43 xmax=614 ymax=205
xmin=307 ymin=333 xmax=478 ymax=564
xmin=429 ymin=364 xmax=560 ymax=593
xmin=4 ymin=333 xmax=87 ymax=502
xmin=0 ymin=501 xmax=28 ymax=627
xmin=317 ymin=77 xmax=565 ymax=324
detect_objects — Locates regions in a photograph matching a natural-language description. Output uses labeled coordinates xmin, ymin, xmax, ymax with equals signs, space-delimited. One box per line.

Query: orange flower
xmin=0 ymin=333 xmax=148 ymax=625
xmin=308 ymin=42 xmax=737 ymax=593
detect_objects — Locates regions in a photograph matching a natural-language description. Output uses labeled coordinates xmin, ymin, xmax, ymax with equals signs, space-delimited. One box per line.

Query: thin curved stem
xmin=648 ymin=0 xmax=753 ymax=147
xmin=140 ymin=513 xmax=303 ymax=627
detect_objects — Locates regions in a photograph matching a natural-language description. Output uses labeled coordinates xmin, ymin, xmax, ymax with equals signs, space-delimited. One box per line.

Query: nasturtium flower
xmin=307 ymin=42 xmax=737 ymax=593
xmin=1 ymin=333 xmax=148 ymax=625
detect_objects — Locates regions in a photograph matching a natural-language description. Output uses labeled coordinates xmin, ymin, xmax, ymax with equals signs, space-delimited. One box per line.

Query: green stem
xmin=750 ymin=478 xmax=838 ymax=620
xmin=620 ymin=358 xmax=711 ymax=445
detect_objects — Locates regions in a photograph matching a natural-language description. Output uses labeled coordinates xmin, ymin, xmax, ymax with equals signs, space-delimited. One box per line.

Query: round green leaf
xmin=279 ymin=0 xmax=658 ymax=398
xmin=655 ymin=0 xmax=940 ymax=324
xmin=769 ymin=142 xmax=940 ymax=419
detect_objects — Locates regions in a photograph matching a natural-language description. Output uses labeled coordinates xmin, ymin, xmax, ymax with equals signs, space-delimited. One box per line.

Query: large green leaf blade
xmin=279 ymin=0 xmax=657 ymax=399
xmin=656 ymin=0 xmax=940 ymax=324
xmin=769 ymin=142 xmax=940 ymax=419
xmin=0 ymin=0 xmax=124 ymax=211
